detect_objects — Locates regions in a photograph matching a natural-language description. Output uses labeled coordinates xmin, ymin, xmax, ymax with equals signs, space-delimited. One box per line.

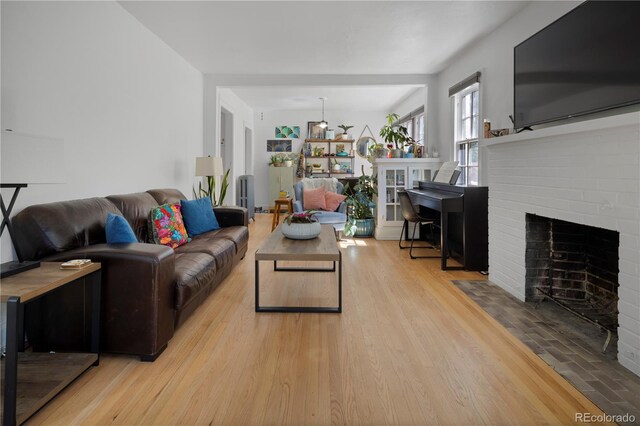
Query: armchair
xmin=292 ymin=180 xmax=347 ymax=225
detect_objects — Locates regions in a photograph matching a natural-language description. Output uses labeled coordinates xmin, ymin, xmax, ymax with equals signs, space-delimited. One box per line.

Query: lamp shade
xmin=195 ymin=156 xmax=223 ymax=177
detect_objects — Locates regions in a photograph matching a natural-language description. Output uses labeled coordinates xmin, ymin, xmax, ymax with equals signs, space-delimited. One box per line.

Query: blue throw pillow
xmin=180 ymin=198 xmax=220 ymax=236
xmin=105 ymin=213 xmax=137 ymax=244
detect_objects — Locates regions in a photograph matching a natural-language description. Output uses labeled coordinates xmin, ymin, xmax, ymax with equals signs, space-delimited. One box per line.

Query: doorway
xmin=220 ymin=107 xmax=233 ymax=173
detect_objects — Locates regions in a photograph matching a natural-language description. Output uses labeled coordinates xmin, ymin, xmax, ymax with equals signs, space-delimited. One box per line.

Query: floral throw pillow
xmin=149 ymin=203 xmax=190 ymax=248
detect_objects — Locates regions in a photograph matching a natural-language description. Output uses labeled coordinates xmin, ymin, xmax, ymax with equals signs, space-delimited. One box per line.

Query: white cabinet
xmin=373 ymin=158 xmax=442 ymax=240
xmin=268 ymin=166 xmax=295 ymax=206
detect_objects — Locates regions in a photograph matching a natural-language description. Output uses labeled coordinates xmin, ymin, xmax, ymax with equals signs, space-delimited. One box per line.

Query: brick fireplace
xmin=485 ymin=112 xmax=640 ymax=376
xmin=525 ymin=214 xmax=619 ymax=334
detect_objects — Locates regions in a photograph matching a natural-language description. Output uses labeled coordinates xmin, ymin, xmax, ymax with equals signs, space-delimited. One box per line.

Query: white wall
xmin=0 ymin=1 xmax=204 ymax=352
xmin=434 ymin=1 xmax=579 ymax=167
xmin=1 ymin=1 xmax=203 ymax=263
xmin=253 ymin=109 xmax=386 ymax=208
xmin=391 ymin=87 xmax=425 ymax=118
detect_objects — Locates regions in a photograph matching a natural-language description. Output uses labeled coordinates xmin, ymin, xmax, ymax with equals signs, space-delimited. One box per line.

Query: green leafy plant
xmin=270 ymin=153 xmax=286 ymax=165
xmin=379 ymin=113 xmax=415 ymax=150
xmin=338 ymin=125 xmax=354 ymax=133
xmin=344 ymin=167 xmax=377 ymax=237
xmin=193 ymin=168 xmax=230 ymax=206
xmin=284 ymin=210 xmax=319 ymax=225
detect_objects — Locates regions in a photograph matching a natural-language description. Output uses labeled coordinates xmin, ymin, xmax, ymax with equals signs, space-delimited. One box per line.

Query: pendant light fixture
xmin=318 ymin=97 xmax=328 ymax=128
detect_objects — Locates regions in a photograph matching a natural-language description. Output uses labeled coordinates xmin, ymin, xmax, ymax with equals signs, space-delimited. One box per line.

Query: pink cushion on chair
xmin=324 ymin=191 xmax=347 ymax=212
xmin=303 ymin=187 xmax=327 ymax=210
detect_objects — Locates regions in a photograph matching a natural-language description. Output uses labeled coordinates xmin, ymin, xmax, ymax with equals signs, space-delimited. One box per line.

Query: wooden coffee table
xmin=255 ymin=224 xmax=342 ymax=313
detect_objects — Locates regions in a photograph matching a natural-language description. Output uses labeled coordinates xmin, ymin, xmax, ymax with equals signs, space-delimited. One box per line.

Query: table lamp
xmin=195 ymin=156 xmax=223 ymax=204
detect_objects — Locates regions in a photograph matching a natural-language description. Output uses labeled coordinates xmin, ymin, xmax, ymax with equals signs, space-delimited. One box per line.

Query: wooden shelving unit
xmin=304 ymin=139 xmax=355 ymax=177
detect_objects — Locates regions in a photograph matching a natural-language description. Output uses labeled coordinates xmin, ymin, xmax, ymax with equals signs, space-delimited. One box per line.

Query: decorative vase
xmin=280 ymin=221 xmax=322 ymax=240
xmin=405 ymin=152 xmax=415 ymax=158
xmin=284 ymin=160 xmax=293 ymax=167
xmin=391 ymin=149 xmax=404 ymax=158
xmin=273 ymin=162 xmax=282 ymax=167
xmin=352 ymin=218 xmax=375 ymax=237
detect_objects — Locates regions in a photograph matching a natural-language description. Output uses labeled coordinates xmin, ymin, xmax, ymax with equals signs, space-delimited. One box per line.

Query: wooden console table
xmin=0 ymin=262 xmax=101 ymax=425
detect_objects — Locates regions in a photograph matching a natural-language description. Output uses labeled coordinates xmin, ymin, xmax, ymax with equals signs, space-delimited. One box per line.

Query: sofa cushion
xmin=303 ymin=187 xmax=327 ymax=210
xmin=174 ymin=238 xmax=236 ymax=271
xmin=105 ymin=213 xmax=137 ymax=244
xmin=147 ymin=188 xmax=188 ymax=205
xmin=148 ymin=203 xmax=190 ymax=248
xmin=192 ymin=226 xmax=249 ymax=255
xmin=173 ymin=252 xmax=217 ymax=311
xmin=325 ymin=191 xmax=347 ymax=212
xmin=106 ymin=192 xmax=159 ymax=243
xmin=180 ymin=198 xmax=220 ymax=236
xmin=12 ymin=197 xmax=122 ymax=261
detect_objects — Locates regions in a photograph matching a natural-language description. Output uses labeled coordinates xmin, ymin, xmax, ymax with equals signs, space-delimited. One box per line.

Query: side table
xmin=271 ymin=197 xmax=294 ymax=231
xmin=0 ymin=262 xmax=101 ymax=425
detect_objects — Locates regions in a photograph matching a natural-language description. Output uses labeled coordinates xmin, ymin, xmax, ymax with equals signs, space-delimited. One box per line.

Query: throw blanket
xmin=301 ymin=177 xmax=338 ymax=193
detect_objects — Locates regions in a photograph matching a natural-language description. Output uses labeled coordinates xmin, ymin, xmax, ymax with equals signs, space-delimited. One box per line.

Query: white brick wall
xmin=485 ymin=112 xmax=640 ymax=376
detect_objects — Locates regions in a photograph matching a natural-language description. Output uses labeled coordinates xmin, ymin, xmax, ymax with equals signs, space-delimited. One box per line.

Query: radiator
xmin=237 ymin=175 xmax=255 ymax=220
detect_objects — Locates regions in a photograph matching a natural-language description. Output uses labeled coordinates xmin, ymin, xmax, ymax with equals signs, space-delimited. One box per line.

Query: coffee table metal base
xmin=255 ymin=251 xmax=342 ymax=313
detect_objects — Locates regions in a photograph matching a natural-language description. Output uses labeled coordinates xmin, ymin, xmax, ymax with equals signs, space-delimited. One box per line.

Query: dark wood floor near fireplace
xmin=454 ymin=280 xmax=640 ymax=424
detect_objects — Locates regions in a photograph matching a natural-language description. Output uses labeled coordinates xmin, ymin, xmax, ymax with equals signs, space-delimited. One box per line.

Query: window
xmin=398 ymin=112 xmax=424 ymax=144
xmin=454 ymin=84 xmax=479 ymax=186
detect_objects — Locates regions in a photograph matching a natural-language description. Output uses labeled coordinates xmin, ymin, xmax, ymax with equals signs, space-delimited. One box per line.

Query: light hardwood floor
xmin=28 ymin=214 xmax=610 ymax=425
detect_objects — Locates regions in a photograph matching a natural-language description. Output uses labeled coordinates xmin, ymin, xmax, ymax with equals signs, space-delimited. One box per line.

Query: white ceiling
xmin=229 ymin=85 xmax=423 ymax=111
xmin=120 ymin=1 xmax=530 ymax=110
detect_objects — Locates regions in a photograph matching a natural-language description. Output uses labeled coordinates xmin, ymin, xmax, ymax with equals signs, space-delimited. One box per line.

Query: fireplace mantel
xmin=483 ymin=111 xmax=640 ymax=148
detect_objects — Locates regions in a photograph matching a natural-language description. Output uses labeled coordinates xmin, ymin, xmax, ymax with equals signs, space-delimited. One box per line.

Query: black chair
xmin=397 ymin=189 xmax=440 ymax=259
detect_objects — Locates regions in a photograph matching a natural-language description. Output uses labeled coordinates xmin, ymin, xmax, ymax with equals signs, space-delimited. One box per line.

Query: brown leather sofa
xmin=12 ymin=188 xmax=248 ymax=361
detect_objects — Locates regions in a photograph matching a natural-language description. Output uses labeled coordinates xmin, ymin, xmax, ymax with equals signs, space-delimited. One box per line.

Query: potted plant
xmin=270 ymin=153 xmax=285 ymax=167
xmin=379 ymin=113 xmax=415 ymax=158
xmin=283 ymin=153 xmax=297 ymax=167
xmin=338 ymin=124 xmax=354 ymax=140
xmin=344 ymin=167 xmax=377 ymax=237
xmin=281 ymin=210 xmax=321 ymax=239
xmin=193 ymin=168 xmax=231 ymax=206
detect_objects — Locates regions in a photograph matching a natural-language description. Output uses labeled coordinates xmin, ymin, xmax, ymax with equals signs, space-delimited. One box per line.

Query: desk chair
xmin=397 ymin=189 xmax=440 ymax=259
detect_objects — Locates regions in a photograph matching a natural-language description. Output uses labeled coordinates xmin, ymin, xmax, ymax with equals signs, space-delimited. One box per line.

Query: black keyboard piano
xmin=407 ymin=181 xmax=488 ymax=271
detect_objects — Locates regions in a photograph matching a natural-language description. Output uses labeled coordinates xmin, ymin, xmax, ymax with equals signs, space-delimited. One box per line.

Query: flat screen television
xmin=513 ymin=1 xmax=640 ymax=129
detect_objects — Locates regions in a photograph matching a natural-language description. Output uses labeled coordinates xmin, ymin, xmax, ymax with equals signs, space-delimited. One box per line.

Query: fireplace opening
xmin=525 ymin=214 xmax=619 ymax=349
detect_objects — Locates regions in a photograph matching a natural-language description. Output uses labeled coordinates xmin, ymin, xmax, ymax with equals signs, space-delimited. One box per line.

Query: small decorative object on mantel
xmin=325 ymin=129 xmax=335 ymax=140
xmin=489 ymin=128 xmax=511 ymax=137
xmin=280 ymin=210 xmax=322 ymax=240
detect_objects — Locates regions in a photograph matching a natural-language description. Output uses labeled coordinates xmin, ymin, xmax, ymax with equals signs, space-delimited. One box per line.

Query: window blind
xmin=448 ymin=72 xmax=481 ymax=97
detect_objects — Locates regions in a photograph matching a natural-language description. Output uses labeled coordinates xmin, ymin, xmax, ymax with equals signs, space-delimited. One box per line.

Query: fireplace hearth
xmin=525 ymin=214 xmax=619 ymax=350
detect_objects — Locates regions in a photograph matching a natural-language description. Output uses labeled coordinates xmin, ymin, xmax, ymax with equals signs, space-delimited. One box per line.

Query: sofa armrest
xmin=44 ymin=243 xmax=176 ymax=360
xmin=337 ymin=201 xmax=347 ymax=214
xmin=214 ymin=206 xmax=248 ymax=227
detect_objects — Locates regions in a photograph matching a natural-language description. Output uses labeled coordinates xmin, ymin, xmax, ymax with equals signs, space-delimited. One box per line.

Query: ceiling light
xmin=318 ymin=97 xmax=328 ymax=128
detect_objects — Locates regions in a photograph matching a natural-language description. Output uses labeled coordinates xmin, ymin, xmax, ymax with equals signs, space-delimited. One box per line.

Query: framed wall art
xmin=267 ymin=139 xmax=292 ymax=152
